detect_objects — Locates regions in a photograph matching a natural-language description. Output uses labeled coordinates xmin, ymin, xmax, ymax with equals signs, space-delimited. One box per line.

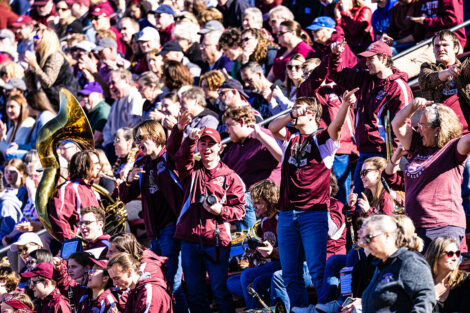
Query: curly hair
xmin=222 ymin=106 xmax=256 ymax=124
xmin=0 ymin=265 xmax=20 ymax=292
xmin=198 ymin=8 xmax=223 ymax=26
xmin=242 ymin=28 xmax=278 ymax=64
xmin=162 ymin=60 xmax=194 ymax=91
xmin=250 ymin=180 xmax=280 ymax=218
xmin=424 ymin=104 xmax=462 ymax=148
xmin=219 ymin=28 xmax=242 ymax=48
xmin=200 ymin=70 xmax=226 ymax=91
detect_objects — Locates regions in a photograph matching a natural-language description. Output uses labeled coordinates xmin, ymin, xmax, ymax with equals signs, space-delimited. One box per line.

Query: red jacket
xmin=329 ymin=52 xmax=413 ymax=154
xmin=124 ymin=273 xmax=172 ymax=313
xmin=35 ymin=288 xmax=71 ymax=313
xmin=311 ymin=26 xmax=357 ymax=70
xmin=327 ymin=198 xmax=347 ymax=259
xmin=49 ymin=180 xmax=100 ymax=242
xmin=119 ymin=147 xmax=183 ymax=239
xmin=0 ymin=3 xmax=17 ymax=29
xmin=174 ymin=135 xmax=246 ymax=247
xmin=140 ymin=249 xmax=168 ymax=288
xmin=84 ymin=234 xmax=110 ymax=259
xmin=335 ymin=6 xmax=373 ymax=53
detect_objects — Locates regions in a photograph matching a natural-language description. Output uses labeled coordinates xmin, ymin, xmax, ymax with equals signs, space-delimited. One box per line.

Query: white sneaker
xmin=315 ymin=300 xmax=341 ymax=313
xmin=291 ymin=304 xmax=318 ymax=313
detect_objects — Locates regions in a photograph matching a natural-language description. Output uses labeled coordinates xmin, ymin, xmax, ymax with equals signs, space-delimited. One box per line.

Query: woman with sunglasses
xmin=55 ymin=1 xmax=83 ymax=39
xmin=424 ymin=236 xmax=470 ymax=312
xmin=392 ymin=98 xmax=470 ymax=251
xmin=240 ymin=28 xmax=278 ymax=75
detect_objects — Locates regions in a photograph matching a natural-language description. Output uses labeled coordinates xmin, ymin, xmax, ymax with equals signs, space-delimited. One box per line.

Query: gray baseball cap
xmin=94 ymin=37 xmax=117 ymax=52
xmin=198 ymin=20 xmax=224 ymax=35
xmin=3 ymin=78 xmax=27 ymax=91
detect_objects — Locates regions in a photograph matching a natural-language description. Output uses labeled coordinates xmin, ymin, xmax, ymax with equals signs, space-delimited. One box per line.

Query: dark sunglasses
xmin=360 ymin=169 xmax=377 ymax=177
xmin=57 ymin=7 xmax=69 ymax=11
xmin=444 ymin=250 xmax=461 ymax=258
xmin=361 ymin=232 xmax=383 ymax=244
xmin=287 ymin=65 xmax=302 ymax=71
xmin=29 ymin=279 xmax=45 ymax=286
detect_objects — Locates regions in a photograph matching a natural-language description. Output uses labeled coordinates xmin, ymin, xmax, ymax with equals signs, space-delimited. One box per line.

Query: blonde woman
xmin=24 ymin=27 xmax=78 ymax=109
xmin=424 ymin=236 xmax=470 ymax=312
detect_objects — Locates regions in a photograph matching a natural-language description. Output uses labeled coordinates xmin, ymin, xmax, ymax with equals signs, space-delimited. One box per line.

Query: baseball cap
xmin=89 ymin=257 xmax=108 ymax=269
xmin=21 ymin=262 xmax=54 ymax=280
xmin=219 ymin=79 xmax=249 ymax=99
xmin=3 ymin=78 xmax=27 ymax=91
xmin=33 ymin=0 xmax=50 ymax=6
xmin=94 ymin=37 xmax=117 ymax=52
xmin=358 ymin=41 xmax=393 ymax=58
xmin=11 ymin=232 xmax=43 ymax=252
xmin=198 ymin=20 xmax=224 ymax=35
xmin=0 ymin=29 xmax=15 ymax=40
xmin=11 ymin=15 xmax=34 ymax=28
xmin=79 ymin=82 xmax=103 ymax=95
xmin=154 ymin=4 xmax=175 ymax=17
xmin=306 ymin=16 xmax=336 ymax=31
xmin=138 ymin=26 xmax=160 ymax=42
xmin=200 ymin=128 xmax=221 ymax=143
xmin=73 ymin=40 xmax=96 ymax=52
xmin=90 ymin=3 xmax=113 ymax=17
xmin=158 ymin=41 xmax=182 ymax=55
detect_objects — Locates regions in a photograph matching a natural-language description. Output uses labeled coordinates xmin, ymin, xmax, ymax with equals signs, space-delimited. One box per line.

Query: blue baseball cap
xmin=306 ymin=16 xmax=336 ymax=31
xmin=154 ymin=4 xmax=175 ymax=17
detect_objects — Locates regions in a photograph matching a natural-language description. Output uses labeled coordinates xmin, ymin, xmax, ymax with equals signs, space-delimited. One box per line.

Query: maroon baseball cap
xmin=11 ymin=15 xmax=34 ymax=28
xmin=89 ymin=257 xmax=107 ymax=269
xmin=358 ymin=41 xmax=392 ymax=58
xmin=21 ymin=262 xmax=54 ymax=280
xmin=33 ymin=0 xmax=50 ymax=6
xmin=200 ymin=128 xmax=221 ymax=144
xmin=90 ymin=3 xmax=113 ymax=17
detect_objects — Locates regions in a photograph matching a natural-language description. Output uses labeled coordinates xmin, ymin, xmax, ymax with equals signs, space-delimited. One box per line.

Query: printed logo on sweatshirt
xmin=148 ymin=170 xmax=159 ymax=194
xmin=381 ymin=273 xmax=395 ymax=283
xmin=405 ymin=154 xmax=433 ymax=179
xmin=376 ymin=90 xmax=386 ymax=101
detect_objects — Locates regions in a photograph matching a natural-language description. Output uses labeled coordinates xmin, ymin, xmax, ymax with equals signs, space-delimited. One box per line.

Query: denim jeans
xmin=153 ymin=225 xmax=189 ymax=313
xmin=270 ymin=262 xmax=312 ymax=312
xmin=227 ymin=260 xmax=282 ymax=309
xmin=181 ymin=241 xmax=235 ymax=313
xmin=461 ymin=156 xmax=470 ymax=227
xmin=234 ymin=191 xmax=257 ymax=231
xmin=278 ymin=210 xmax=328 ymax=308
xmin=353 ymin=152 xmax=385 ymax=195
xmin=332 ymin=154 xmax=352 ymax=205
xmin=317 ymin=255 xmax=347 ymax=304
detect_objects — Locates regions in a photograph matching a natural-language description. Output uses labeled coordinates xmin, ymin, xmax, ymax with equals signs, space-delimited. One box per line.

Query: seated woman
xmin=424 ymin=236 xmax=470 ymax=312
xmin=0 ymin=95 xmax=35 ymax=157
xmin=241 ymin=28 xmax=278 ymax=75
xmin=227 ymin=180 xmax=281 ymax=310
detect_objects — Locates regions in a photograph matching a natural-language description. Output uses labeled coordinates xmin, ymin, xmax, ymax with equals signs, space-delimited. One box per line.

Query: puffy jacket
xmin=174 ymin=133 xmax=246 ymax=247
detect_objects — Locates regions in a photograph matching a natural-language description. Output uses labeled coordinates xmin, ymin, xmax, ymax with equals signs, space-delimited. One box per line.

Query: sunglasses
xmin=57 ymin=7 xmax=69 ymax=11
xmin=287 ymin=65 xmax=302 ymax=71
xmin=135 ymin=134 xmax=152 ymax=142
xmin=29 ymin=279 xmax=45 ymax=286
xmin=360 ymin=169 xmax=377 ymax=177
xmin=241 ymin=37 xmax=253 ymax=43
xmin=444 ymin=250 xmax=461 ymax=258
xmin=361 ymin=232 xmax=383 ymax=244
xmin=278 ymin=30 xmax=290 ymax=37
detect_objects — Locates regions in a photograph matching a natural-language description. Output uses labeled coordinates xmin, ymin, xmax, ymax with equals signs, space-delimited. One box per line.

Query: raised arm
xmin=250 ymin=124 xmax=282 ymax=162
xmin=268 ymin=112 xmax=291 ymax=141
xmin=391 ymin=98 xmax=433 ymax=150
xmin=328 ymin=88 xmax=359 ymax=141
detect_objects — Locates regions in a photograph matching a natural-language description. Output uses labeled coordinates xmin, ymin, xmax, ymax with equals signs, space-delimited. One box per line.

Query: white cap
xmin=73 ymin=40 xmax=96 ymax=52
xmin=138 ymin=27 xmax=160 ymax=42
xmin=11 ymin=232 xmax=43 ymax=252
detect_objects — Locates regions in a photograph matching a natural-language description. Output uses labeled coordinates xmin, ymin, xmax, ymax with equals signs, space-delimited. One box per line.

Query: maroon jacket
xmin=327 ymin=198 xmax=346 ymax=259
xmin=84 ymin=234 xmax=110 ymax=259
xmin=49 ymin=180 xmax=100 ymax=242
xmin=329 ymin=52 xmax=413 ymax=154
xmin=119 ymin=147 xmax=183 ymax=239
xmin=124 ymin=273 xmax=172 ymax=313
xmin=335 ymin=6 xmax=373 ymax=53
xmin=417 ymin=0 xmax=466 ymax=49
xmin=35 ymin=288 xmax=72 ymax=313
xmin=311 ymin=26 xmax=357 ymax=69
xmin=159 ymin=23 xmax=175 ymax=45
xmin=174 ymin=134 xmax=246 ymax=247
xmin=386 ymin=0 xmax=422 ymax=41
xmin=140 ymin=249 xmax=168 ymax=287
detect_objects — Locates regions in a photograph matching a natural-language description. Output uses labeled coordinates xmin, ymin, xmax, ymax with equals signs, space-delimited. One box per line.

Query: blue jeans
xmin=152 ymin=225 xmax=189 ymax=313
xmin=353 ymin=152 xmax=385 ymax=195
xmin=181 ymin=241 xmax=234 ymax=313
xmin=317 ymin=255 xmax=347 ymax=304
xmin=332 ymin=154 xmax=352 ymax=205
xmin=270 ymin=262 xmax=312 ymax=312
xmin=227 ymin=261 xmax=282 ymax=309
xmin=278 ymin=210 xmax=328 ymax=308
xmin=234 ymin=191 xmax=257 ymax=231
xmin=461 ymin=156 xmax=470 ymax=224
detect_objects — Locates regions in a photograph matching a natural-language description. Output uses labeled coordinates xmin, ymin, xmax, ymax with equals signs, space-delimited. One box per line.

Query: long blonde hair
xmin=36 ymin=28 xmax=65 ymax=68
xmin=363 ymin=156 xmax=387 ymax=208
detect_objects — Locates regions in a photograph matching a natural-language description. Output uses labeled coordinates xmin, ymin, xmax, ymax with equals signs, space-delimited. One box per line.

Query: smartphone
xmin=343 ymin=297 xmax=354 ymax=307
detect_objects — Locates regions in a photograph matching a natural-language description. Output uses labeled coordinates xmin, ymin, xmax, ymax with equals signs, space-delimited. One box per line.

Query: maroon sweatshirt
xmin=140 ymin=249 xmax=168 ymax=287
xmin=311 ymin=26 xmax=357 ymax=69
xmin=386 ymin=0 xmax=422 ymax=41
xmin=335 ymin=6 xmax=373 ymax=52
xmin=174 ymin=135 xmax=246 ymax=247
xmin=329 ymin=52 xmax=413 ymax=154
xmin=35 ymin=288 xmax=71 ymax=313
xmin=124 ymin=273 xmax=172 ymax=313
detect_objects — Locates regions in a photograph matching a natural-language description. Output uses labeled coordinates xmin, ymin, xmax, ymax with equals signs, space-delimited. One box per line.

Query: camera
xmin=197 ymin=194 xmax=218 ymax=206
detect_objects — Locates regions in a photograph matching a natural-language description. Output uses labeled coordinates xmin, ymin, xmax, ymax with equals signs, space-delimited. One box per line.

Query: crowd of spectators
xmin=0 ymin=0 xmax=467 ymax=313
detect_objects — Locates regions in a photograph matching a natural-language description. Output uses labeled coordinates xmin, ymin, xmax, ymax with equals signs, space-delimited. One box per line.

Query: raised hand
xmin=347 ymin=186 xmax=358 ymax=207
xmin=331 ymin=38 xmax=346 ymax=55
xmin=177 ymin=110 xmax=192 ymax=131
xmin=343 ymin=87 xmax=359 ymax=107
xmin=358 ymin=192 xmax=371 ymax=213
xmin=127 ymin=167 xmax=145 ymax=183
xmin=411 ymin=97 xmax=434 ymax=112
xmin=189 ymin=128 xmax=204 ymax=141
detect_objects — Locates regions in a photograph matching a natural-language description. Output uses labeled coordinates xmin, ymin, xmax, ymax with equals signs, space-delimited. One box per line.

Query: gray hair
xmin=241 ymin=61 xmax=264 ymax=75
xmin=362 ymin=214 xmax=399 ymax=243
xmin=173 ymin=22 xmax=201 ymax=44
xmin=182 ymin=86 xmax=206 ymax=107
xmin=243 ymin=8 xmax=263 ymax=27
xmin=137 ymin=71 xmax=161 ymax=88
xmin=268 ymin=5 xmax=294 ymax=20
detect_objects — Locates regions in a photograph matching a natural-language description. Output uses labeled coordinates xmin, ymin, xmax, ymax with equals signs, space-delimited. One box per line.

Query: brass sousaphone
xmin=35 ymin=89 xmax=127 ymax=239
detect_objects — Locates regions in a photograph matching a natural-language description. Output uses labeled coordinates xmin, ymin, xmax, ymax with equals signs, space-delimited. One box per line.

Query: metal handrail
xmin=393 ymin=19 xmax=470 ymax=60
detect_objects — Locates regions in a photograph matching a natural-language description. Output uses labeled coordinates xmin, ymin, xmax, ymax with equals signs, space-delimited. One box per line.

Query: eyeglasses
xmin=287 ymin=65 xmax=302 ymax=71
xmin=444 ymin=250 xmax=461 ymax=258
xmin=135 ymin=134 xmax=152 ymax=142
xmin=417 ymin=122 xmax=433 ymax=129
xmin=360 ymin=169 xmax=377 ymax=177
xmin=79 ymin=220 xmax=97 ymax=226
xmin=360 ymin=232 xmax=383 ymax=244
xmin=91 ymin=15 xmax=103 ymax=21
xmin=278 ymin=30 xmax=291 ymax=37
xmin=18 ymin=244 xmax=34 ymax=254
xmin=241 ymin=37 xmax=253 ymax=43
xmin=29 ymin=279 xmax=45 ymax=286
xmin=57 ymin=7 xmax=69 ymax=11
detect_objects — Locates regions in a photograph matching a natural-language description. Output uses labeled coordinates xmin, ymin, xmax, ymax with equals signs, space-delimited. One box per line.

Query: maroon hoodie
xmin=174 ymin=134 xmax=246 ymax=247
xmin=35 ymin=288 xmax=71 ymax=313
xmin=124 ymin=273 xmax=172 ymax=313
xmin=311 ymin=26 xmax=357 ymax=69
xmin=335 ymin=6 xmax=373 ymax=52
xmin=329 ymin=51 xmax=413 ymax=154
xmin=140 ymin=249 xmax=168 ymax=287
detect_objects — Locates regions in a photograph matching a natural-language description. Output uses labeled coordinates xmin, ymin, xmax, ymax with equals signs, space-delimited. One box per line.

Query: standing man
xmin=268 ymin=92 xmax=357 ymax=310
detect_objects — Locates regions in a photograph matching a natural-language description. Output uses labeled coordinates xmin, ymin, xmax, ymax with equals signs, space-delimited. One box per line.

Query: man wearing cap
xmin=90 ymin=3 xmax=124 ymax=54
xmin=307 ymin=16 xmax=356 ymax=68
xmin=159 ymin=41 xmax=201 ymax=78
xmin=135 ymin=26 xmax=161 ymax=74
xmin=30 ymin=0 xmax=56 ymax=26
xmin=22 ymin=263 xmax=72 ymax=313
xmin=174 ymin=120 xmax=245 ymax=313
xmin=154 ymin=4 xmax=175 ymax=45
xmin=216 ymin=0 xmax=250 ymax=28
xmin=218 ymin=78 xmax=262 ymax=121
xmin=12 ymin=15 xmax=35 ymax=56
xmin=79 ymin=82 xmax=110 ymax=146
xmin=11 ymin=232 xmax=43 ymax=270
xmin=330 ymin=40 xmax=412 ymax=194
